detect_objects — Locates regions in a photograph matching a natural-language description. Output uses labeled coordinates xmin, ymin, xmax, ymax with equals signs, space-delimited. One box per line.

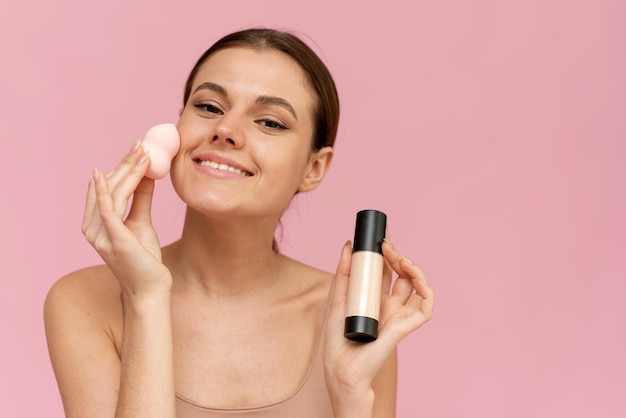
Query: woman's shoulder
xmin=44 ymin=265 xmax=123 ymax=337
xmin=279 ymin=255 xmax=334 ymax=305
xmin=44 ymin=266 xmax=124 ymax=413
xmin=284 ymin=255 xmax=333 ymax=277
xmin=46 ymin=265 xmax=122 ymax=304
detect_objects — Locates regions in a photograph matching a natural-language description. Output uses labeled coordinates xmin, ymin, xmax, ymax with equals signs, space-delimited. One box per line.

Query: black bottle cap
xmin=352 ymin=209 xmax=387 ymax=254
xmin=344 ymin=316 xmax=379 ymax=342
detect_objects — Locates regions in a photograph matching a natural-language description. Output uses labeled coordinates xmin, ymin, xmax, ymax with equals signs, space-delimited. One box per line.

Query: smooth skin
xmin=44 ymin=48 xmax=434 ymax=418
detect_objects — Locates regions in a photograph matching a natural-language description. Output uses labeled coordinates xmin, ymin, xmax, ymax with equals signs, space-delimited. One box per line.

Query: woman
xmin=44 ymin=28 xmax=434 ymax=418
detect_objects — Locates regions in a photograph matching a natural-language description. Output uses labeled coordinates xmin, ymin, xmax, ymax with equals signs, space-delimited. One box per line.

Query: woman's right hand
xmin=81 ymin=141 xmax=172 ymax=298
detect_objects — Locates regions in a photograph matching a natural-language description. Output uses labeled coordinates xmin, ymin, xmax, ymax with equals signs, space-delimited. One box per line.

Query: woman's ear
xmin=298 ymin=147 xmax=334 ymax=193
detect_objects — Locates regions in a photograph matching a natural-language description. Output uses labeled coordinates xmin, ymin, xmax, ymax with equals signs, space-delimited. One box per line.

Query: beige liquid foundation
xmin=344 ymin=209 xmax=387 ymax=342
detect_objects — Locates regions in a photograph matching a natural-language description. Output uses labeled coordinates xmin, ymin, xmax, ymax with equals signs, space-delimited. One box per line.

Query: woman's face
xmin=171 ymin=47 xmax=331 ymax=220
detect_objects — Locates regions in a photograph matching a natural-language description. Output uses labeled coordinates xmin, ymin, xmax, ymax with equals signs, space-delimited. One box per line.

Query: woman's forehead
xmin=191 ymin=47 xmax=316 ymax=121
xmin=192 ymin=48 xmax=313 ymax=100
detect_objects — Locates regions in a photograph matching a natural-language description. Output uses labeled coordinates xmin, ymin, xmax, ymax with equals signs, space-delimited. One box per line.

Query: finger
xmin=104 ymin=140 xmax=144 ymax=190
xmin=383 ymin=240 xmax=429 ymax=302
xmin=382 ymin=254 xmax=393 ymax=295
xmin=83 ymin=141 xmax=142 ymax=234
xmin=330 ymin=241 xmax=352 ymax=310
xmin=106 ymin=140 xmax=141 ymax=179
xmin=381 ymin=239 xmax=404 ymax=274
xmin=396 ymin=287 xmax=434 ymax=339
xmin=383 ymin=240 xmax=412 ymax=303
xmin=403 ymin=260 xmax=434 ymax=312
xmin=92 ymin=166 xmax=136 ymax=243
xmin=390 ymin=276 xmax=416 ymax=305
xmin=108 ymin=150 xmax=151 ymax=218
xmin=393 ymin=258 xmax=434 ymax=327
xmin=81 ymin=175 xmax=99 ymax=235
xmin=92 ymin=167 xmax=119 ymax=230
xmin=382 ymin=240 xmax=426 ymax=282
xmin=379 ymin=267 xmax=433 ymax=340
xmin=92 ymin=166 xmax=147 ymax=257
xmin=84 ymin=167 xmax=118 ymax=253
xmin=126 ymin=177 xmax=155 ymax=224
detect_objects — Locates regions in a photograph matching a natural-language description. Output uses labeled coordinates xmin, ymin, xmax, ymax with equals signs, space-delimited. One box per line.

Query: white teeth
xmin=199 ymin=160 xmax=249 ymax=176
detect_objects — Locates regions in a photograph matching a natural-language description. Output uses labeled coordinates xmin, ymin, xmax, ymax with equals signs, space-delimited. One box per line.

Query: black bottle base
xmin=344 ymin=316 xmax=378 ymax=342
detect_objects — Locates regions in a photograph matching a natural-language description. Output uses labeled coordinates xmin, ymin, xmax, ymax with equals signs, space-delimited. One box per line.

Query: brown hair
xmin=183 ymin=28 xmax=340 ymax=151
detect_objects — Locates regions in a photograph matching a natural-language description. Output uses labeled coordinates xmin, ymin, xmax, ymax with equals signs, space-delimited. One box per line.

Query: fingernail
xmin=137 ymin=151 xmax=149 ymax=165
xmin=130 ymin=139 xmax=141 ymax=155
xmin=92 ymin=166 xmax=100 ymax=183
xmin=383 ymin=238 xmax=396 ymax=250
xmin=416 ymin=266 xmax=428 ymax=284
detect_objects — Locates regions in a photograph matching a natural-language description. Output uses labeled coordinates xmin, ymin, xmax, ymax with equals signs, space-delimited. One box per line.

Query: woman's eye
xmin=194 ymin=103 xmax=223 ymax=114
xmin=258 ymin=119 xmax=287 ymax=130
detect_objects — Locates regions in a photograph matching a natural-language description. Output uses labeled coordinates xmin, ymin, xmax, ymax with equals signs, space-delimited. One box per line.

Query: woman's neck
xmin=163 ymin=208 xmax=285 ymax=299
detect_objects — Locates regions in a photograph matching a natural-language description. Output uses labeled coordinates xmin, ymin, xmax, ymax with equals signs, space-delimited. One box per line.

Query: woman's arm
xmin=45 ymin=270 xmax=175 ymax=418
xmin=372 ymin=349 xmax=398 ymax=418
xmin=46 ymin=144 xmax=176 ymax=418
xmin=116 ymin=296 xmax=174 ymax=417
xmin=45 ymin=269 xmax=124 ymax=418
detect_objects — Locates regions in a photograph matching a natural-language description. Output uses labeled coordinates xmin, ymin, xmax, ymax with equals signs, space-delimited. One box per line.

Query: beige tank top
xmin=175 ymin=288 xmax=334 ymax=418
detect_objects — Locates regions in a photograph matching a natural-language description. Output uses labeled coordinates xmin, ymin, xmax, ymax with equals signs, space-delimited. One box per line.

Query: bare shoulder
xmin=280 ymin=254 xmax=334 ymax=304
xmin=44 ymin=266 xmax=124 ymax=417
xmin=45 ymin=265 xmax=123 ymax=328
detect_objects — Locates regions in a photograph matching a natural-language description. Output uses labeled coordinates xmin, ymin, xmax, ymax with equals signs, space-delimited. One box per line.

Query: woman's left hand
xmin=323 ymin=239 xmax=434 ymax=411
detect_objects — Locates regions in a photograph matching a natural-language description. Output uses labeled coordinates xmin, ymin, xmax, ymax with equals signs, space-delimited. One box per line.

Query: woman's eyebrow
xmin=193 ymin=82 xmax=298 ymax=121
xmin=193 ymin=82 xmax=227 ymax=97
xmin=256 ymin=95 xmax=298 ymax=121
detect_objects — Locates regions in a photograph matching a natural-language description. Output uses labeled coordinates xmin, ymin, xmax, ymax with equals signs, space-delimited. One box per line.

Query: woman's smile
xmin=192 ymin=151 xmax=253 ymax=178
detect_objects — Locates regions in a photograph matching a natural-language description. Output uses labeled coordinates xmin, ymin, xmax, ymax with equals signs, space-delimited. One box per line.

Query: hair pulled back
xmin=183 ymin=28 xmax=340 ymax=151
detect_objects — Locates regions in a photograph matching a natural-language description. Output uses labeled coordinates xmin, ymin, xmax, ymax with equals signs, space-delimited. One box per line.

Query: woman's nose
xmin=211 ymin=134 xmax=235 ymax=146
xmin=211 ymin=114 xmax=244 ymax=148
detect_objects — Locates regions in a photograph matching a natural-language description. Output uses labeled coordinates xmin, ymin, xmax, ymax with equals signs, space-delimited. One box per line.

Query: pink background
xmin=1 ymin=0 xmax=624 ymax=416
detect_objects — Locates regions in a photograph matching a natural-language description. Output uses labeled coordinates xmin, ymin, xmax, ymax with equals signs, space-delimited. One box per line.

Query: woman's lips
xmin=192 ymin=152 xmax=253 ymax=177
xmin=195 ymin=159 xmax=251 ymax=176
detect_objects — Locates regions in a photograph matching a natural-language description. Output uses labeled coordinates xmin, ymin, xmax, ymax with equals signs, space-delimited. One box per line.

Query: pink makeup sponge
xmin=141 ymin=123 xmax=180 ymax=179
